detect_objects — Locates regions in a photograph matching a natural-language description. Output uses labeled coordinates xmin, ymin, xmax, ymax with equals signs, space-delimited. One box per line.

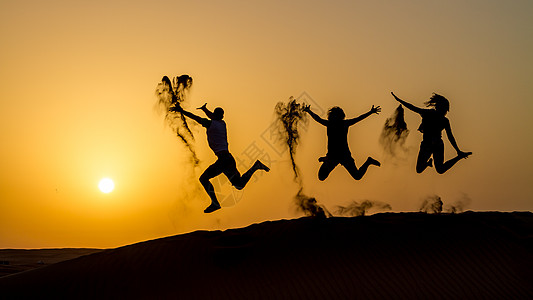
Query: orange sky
xmin=1 ymin=0 xmax=532 ymax=248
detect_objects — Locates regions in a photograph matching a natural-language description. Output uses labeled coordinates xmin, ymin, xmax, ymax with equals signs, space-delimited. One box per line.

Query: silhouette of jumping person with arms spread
xmin=391 ymin=92 xmax=472 ymax=174
xmin=172 ymin=103 xmax=270 ymax=213
xmin=304 ymin=105 xmax=381 ymax=181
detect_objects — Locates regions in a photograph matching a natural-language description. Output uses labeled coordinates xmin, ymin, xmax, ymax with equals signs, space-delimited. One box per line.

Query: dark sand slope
xmin=0 ymin=249 xmax=102 ymax=277
xmin=0 ymin=212 xmax=531 ymax=299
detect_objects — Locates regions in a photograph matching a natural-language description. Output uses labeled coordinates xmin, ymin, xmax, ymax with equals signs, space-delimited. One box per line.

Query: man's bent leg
xmin=200 ymin=162 xmax=224 ymax=213
xmin=231 ymin=160 xmax=270 ymax=190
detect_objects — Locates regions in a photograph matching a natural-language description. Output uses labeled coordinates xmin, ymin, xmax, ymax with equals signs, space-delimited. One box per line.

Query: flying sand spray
xmin=274 ymin=97 xmax=330 ymax=218
xmin=379 ymin=104 xmax=410 ymax=159
xmin=155 ymin=75 xmax=199 ymax=165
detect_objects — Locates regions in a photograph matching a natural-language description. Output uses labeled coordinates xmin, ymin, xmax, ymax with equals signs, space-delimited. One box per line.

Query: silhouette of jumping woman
xmin=304 ymin=105 xmax=381 ymax=181
xmin=172 ymin=103 xmax=270 ymax=213
xmin=391 ymin=92 xmax=472 ymax=174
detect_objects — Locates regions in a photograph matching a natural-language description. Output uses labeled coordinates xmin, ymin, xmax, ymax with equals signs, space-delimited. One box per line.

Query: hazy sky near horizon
xmin=1 ymin=0 xmax=532 ymax=248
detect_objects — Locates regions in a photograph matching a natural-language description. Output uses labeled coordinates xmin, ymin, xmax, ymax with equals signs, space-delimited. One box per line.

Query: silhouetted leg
xmin=434 ymin=156 xmax=464 ymax=174
xmin=416 ymin=141 xmax=433 ymax=173
xmin=226 ymin=158 xmax=270 ymax=190
xmin=199 ymin=161 xmax=224 ymax=212
xmin=318 ymin=158 xmax=339 ymax=181
xmin=432 ymin=142 xmax=463 ymax=174
xmin=235 ymin=161 xmax=270 ymax=190
xmin=343 ymin=157 xmax=380 ymax=180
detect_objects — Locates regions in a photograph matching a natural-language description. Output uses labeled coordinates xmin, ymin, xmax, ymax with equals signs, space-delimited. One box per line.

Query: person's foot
xmin=427 ymin=158 xmax=433 ymax=168
xmin=367 ymin=157 xmax=381 ymax=167
xmin=204 ymin=203 xmax=221 ymax=213
xmin=318 ymin=156 xmax=327 ymax=162
xmin=458 ymin=151 xmax=472 ymax=159
xmin=254 ymin=160 xmax=270 ymax=172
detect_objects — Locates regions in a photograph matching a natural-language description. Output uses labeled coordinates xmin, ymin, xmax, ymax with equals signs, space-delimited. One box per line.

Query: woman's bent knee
xmin=435 ymin=167 xmax=446 ymax=174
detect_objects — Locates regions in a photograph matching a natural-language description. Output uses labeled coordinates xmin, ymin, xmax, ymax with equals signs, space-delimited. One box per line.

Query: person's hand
xmin=370 ymin=105 xmax=381 ymax=115
xmin=303 ymin=104 xmax=311 ymax=112
xmin=197 ymin=103 xmax=207 ymax=110
xmin=170 ymin=103 xmax=183 ymax=112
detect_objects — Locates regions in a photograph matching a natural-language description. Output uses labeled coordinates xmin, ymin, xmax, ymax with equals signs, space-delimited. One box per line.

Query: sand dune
xmin=0 ymin=212 xmax=531 ymax=299
xmin=0 ymin=249 xmax=102 ymax=278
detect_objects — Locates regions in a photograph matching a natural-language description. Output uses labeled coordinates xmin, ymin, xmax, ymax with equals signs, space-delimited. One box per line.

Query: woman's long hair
xmin=425 ymin=93 xmax=450 ymax=113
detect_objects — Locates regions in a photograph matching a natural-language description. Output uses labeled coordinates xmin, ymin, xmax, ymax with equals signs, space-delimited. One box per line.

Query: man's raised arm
xmin=197 ymin=103 xmax=215 ymax=119
xmin=172 ymin=105 xmax=208 ymax=125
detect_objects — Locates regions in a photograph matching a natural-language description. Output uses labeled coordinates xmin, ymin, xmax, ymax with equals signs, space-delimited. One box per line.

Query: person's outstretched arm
xmin=197 ymin=103 xmax=215 ymax=119
xmin=303 ymin=105 xmax=328 ymax=126
xmin=172 ymin=105 xmax=209 ymax=126
xmin=444 ymin=119 xmax=472 ymax=157
xmin=346 ymin=105 xmax=381 ymax=126
xmin=391 ymin=92 xmax=424 ymax=114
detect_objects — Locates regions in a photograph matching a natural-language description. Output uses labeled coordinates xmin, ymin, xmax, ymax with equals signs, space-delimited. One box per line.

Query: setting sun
xmin=98 ymin=178 xmax=115 ymax=193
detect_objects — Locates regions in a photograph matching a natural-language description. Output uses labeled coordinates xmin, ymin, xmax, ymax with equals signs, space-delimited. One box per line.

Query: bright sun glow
xmin=98 ymin=178 xmax=115 ymax=193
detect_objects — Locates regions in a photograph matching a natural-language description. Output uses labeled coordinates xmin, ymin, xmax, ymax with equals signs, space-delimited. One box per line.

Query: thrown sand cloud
xmin=379 ymin=105 xmax=410 ymax=159
xmin=337 ymin=200 xmax=392 ymax=217
xmin=420 ymin=194 xmax=473 ymax=214
xmin=155 ymin=75 xmax=199 ymax=165
xmin=295 ymin=188 xmax=331 ymax=218
xmin=419 ymin=195 xmax=443 ymax=214
xmin=445 ymin=193 xmax=472 ymax=214
xmin=274 ymin=97 xmax=308 ymax=181
xmin=274 ymin=97 xmax=328 ymax=217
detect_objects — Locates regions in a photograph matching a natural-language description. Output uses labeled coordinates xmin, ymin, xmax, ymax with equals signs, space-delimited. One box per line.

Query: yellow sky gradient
xmin=1 ymin=0 xmax=532 ymax=248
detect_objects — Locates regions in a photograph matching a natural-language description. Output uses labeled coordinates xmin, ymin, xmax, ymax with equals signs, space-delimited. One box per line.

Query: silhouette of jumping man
xmin=304 ymin=105 xmax=381 ymax=181
xmin=172 ymin=103 xmax=270 ymax=213
xmin=391 ymin=92 xmax=472 ymax=174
